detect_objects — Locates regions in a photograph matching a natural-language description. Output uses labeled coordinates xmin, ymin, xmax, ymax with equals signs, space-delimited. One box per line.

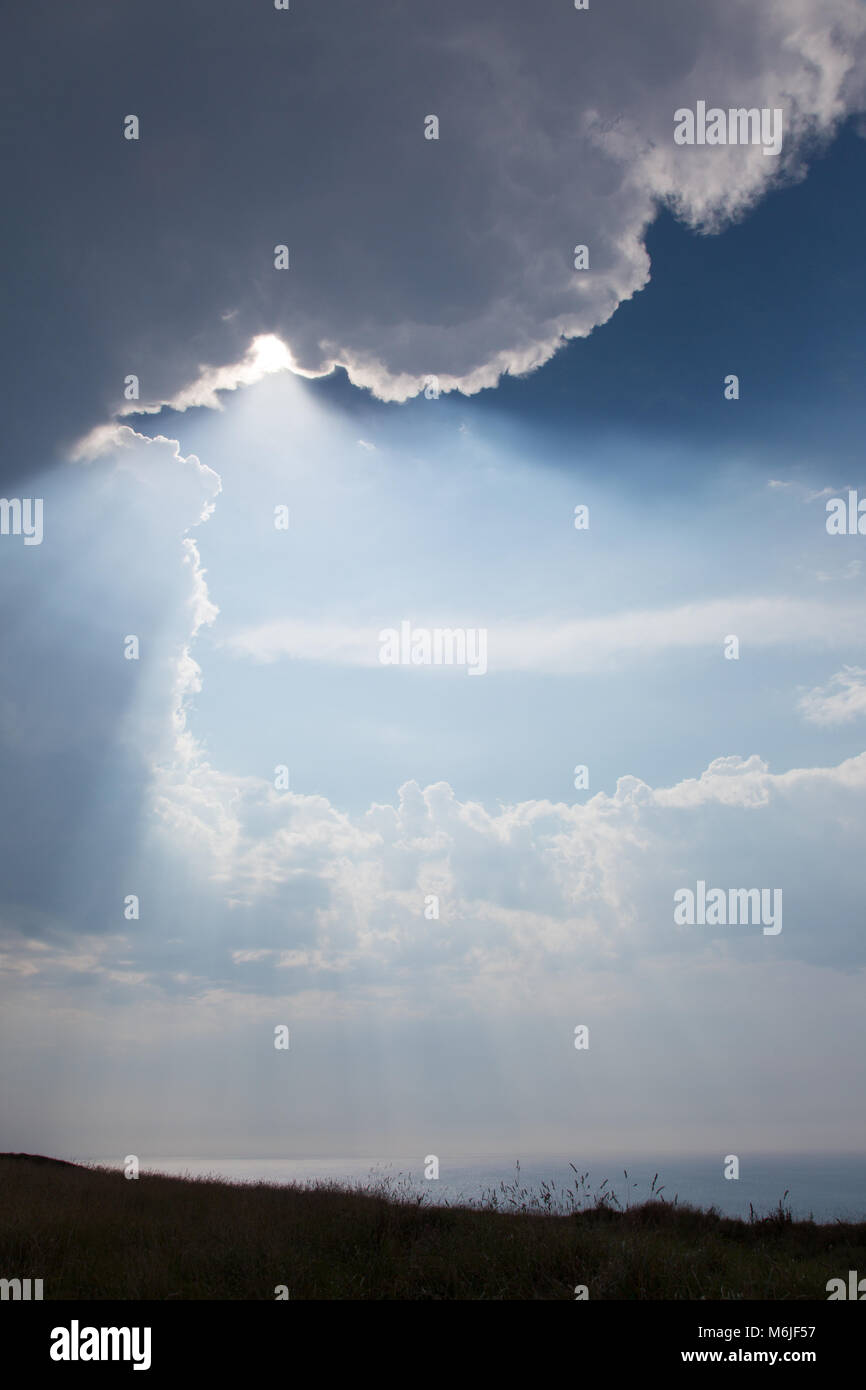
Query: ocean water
xmin=74 ymin=1154 xmax=866 ymax=1223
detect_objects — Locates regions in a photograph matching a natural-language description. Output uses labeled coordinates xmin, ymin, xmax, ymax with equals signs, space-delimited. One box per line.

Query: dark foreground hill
xmin=1 ymin=1154 xmax=864 ymax=1300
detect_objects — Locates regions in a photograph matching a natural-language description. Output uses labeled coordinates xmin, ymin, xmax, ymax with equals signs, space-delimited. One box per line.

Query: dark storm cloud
xmin=3 ymin=0 xmax=864 ymax=486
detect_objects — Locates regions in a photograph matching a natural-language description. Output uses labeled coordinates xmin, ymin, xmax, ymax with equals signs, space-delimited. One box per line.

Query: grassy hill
xmin=1 ymin=1154 xmax=863 ymax=1300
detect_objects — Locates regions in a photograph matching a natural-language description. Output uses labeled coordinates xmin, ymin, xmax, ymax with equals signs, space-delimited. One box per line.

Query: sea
xmin=72 ymin=1154 xmax=866 ymax=1223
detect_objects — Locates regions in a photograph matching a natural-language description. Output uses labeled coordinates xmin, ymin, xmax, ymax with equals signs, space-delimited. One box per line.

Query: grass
xmin=1 ymin=1153 xmax=863 ymax=1300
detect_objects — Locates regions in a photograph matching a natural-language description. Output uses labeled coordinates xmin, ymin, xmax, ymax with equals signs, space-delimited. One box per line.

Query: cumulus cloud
xmin=134 ymin=726 xmax=866 ymax=1005
xmin=71 ymin=424 xmax=221 ymax=522
xmin=22 ymin=0 xmax=866 ymax=449
xmin=0 ymin=425 xmax=220 ymax=932
xmin=12 ymin=737 xmax=866 ymax=1004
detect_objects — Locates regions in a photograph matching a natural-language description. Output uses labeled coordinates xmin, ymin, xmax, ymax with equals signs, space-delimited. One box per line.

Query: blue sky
xmin=2 ymin=0 xmax=866 ymax=1166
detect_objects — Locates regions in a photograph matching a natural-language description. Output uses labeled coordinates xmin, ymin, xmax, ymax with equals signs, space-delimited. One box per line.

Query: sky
xmin=1 ymin=0 xmax=866 ymax=1168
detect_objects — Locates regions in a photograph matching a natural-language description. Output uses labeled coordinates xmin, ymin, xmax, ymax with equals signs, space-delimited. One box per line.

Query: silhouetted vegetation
xmin=1 ymin=1155 xmax=863 ymax=1300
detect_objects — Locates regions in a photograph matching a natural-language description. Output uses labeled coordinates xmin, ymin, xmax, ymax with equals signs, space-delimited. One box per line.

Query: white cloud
xmin=226 ymin=597 xmax=866 ymax=673
xmin=798 ymin=667 xmax=866 ymax=725
xmin=70 ymin=424 xmax=222 ymax=525
xmin=147 ymin=728 xmax=866 ymax=993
